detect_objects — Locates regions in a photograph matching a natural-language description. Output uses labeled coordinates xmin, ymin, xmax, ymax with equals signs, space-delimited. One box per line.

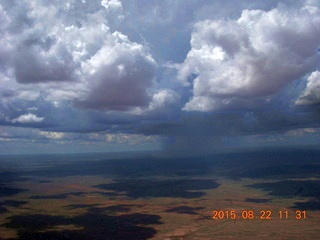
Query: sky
xmin=0 ymin=0 xmax=320 ymax=154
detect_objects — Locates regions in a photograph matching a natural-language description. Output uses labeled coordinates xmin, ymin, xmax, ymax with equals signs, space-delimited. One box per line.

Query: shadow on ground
xmin=245 ymin=198 xmax=272 ymax=203
xmin=0 ymin=185 xmax=26 ymax=198
xmin=94 ymin=178 xmax=220 ymax=199
xmin=165 ymin=206 xmax=204 ymax=215
xmin=248 ymin=180 xmax=320 ymax=210
xmin=29 ymin=192 xmax=87 ymax=200
xmin=2 ymin=205 xmax=162 ymax=240
xmin=291 ymin=200 xmax=320 ymax=210
xmin=0 ymin=200 xmax=28 ymax=215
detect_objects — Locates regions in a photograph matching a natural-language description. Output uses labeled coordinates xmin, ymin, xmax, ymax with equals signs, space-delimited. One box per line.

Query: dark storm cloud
xmin=139 ymin=106 xmax=320 ymax=154
xmin=140 ymin=99 xmax=320 ymax=138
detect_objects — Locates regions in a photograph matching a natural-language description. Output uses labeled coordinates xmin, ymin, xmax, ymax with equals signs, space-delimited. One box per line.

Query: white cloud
xmin=39 ymin=131 xmax=65 ymax=139
xmin=77 ymin=30 xmax=157 ymax=110
xmin=148 ymin=89 xmax=180 ymax=111
xmin=286 ymin=127 xmax=317 ymax=136
xmin=87 ymin=132 xmax=159 ymax=145
xmin=178 ymin=2 xmax=320 ymax=111
xmin=45 ymin=89 xmax=79 ymax=102
xmin=296 ymin=71 xmax=320 ymax=105
xmin=104 ymin=133 xmax=158 ymax=145
xmin=183 ymin=96 xmax=218 ymax=112
xmin=0 ymin=0 xmax=156 ymax=112
xmin=101 ymin=0 xmax=123 ymax=13
xmin=16 ymin=90 xmax=40 ymax=101
xmin=11 ymin=113 xmax=44 ymax=124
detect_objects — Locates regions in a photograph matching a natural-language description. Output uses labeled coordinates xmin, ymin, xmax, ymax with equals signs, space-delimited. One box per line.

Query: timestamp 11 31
xmin=278 ymin=210 xmax=306 ymax=219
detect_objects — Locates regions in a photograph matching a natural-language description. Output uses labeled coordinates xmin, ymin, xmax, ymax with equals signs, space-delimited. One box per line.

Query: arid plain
xmin=1 ymin=148 xmax=320 ymax=239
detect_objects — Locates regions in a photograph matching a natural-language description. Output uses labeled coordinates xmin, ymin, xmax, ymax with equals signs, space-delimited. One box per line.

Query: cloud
xmin=13 ymin=39 xmax=76 ymax=84
xmin=11 ymin=113 xmax=44 ymax=124
xmin=286 ymin=127 xmax=317 ymax=136
xmin=296 ymin=71 xmax=320 ymax=105
xmin=178 ymin=2 xmax=320 ymax=111
xmin=102 ymin=133 xmax=159 ymax=145
xmin=101 ymin=0 xmax=123 ymax=13
xmin=77 ymin=31 xmax=157 ymax=111
xmin=1 ymin=1 xmax=77 ymax=84
xmin=0 ymin=0 xmax=158 ymax=112
xmin=147 ymin=89 xmax=180 ymax=113
xmin=1 ymin=0 xmax=320 ymax=154
xmin=139 ymin=105 xmax=320 ymax=154
xmin=39 ymin=131 xmax=65 ymax=139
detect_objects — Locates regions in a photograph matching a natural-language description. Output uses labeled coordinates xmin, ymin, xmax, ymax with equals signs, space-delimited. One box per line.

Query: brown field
xmin=0 ymin=149 xmax=320 ymax=239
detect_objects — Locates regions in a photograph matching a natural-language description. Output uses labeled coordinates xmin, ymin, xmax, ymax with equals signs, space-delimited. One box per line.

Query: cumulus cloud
xmin=101 ymin=0 xmax=122 ymax=10
xmin=148 ymin=89 xmax=180 ymax=111
xmin=178 ymin=2 xmax=320 ymax=111
xmin=1 ymin=1 xmax=77 ymax=84
xmin=77 ymin=31 xmax=157 ymax=110
xmin=2 ymin=0 xmax=320 ymax=154
xmin=11 ymin=113 xmax=44 ymax=124
xmin=296 ymin=71 xmax=320 ymax=105
xmin=13 ymin=40 xmax=76 ymax=84
xmin=0 ymin=0 xmax=156 ymax=111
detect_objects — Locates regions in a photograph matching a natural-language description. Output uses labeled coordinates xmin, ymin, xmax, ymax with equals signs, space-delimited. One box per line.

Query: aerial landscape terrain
xmin=0 ymin=148 xmax=320 ymax=239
